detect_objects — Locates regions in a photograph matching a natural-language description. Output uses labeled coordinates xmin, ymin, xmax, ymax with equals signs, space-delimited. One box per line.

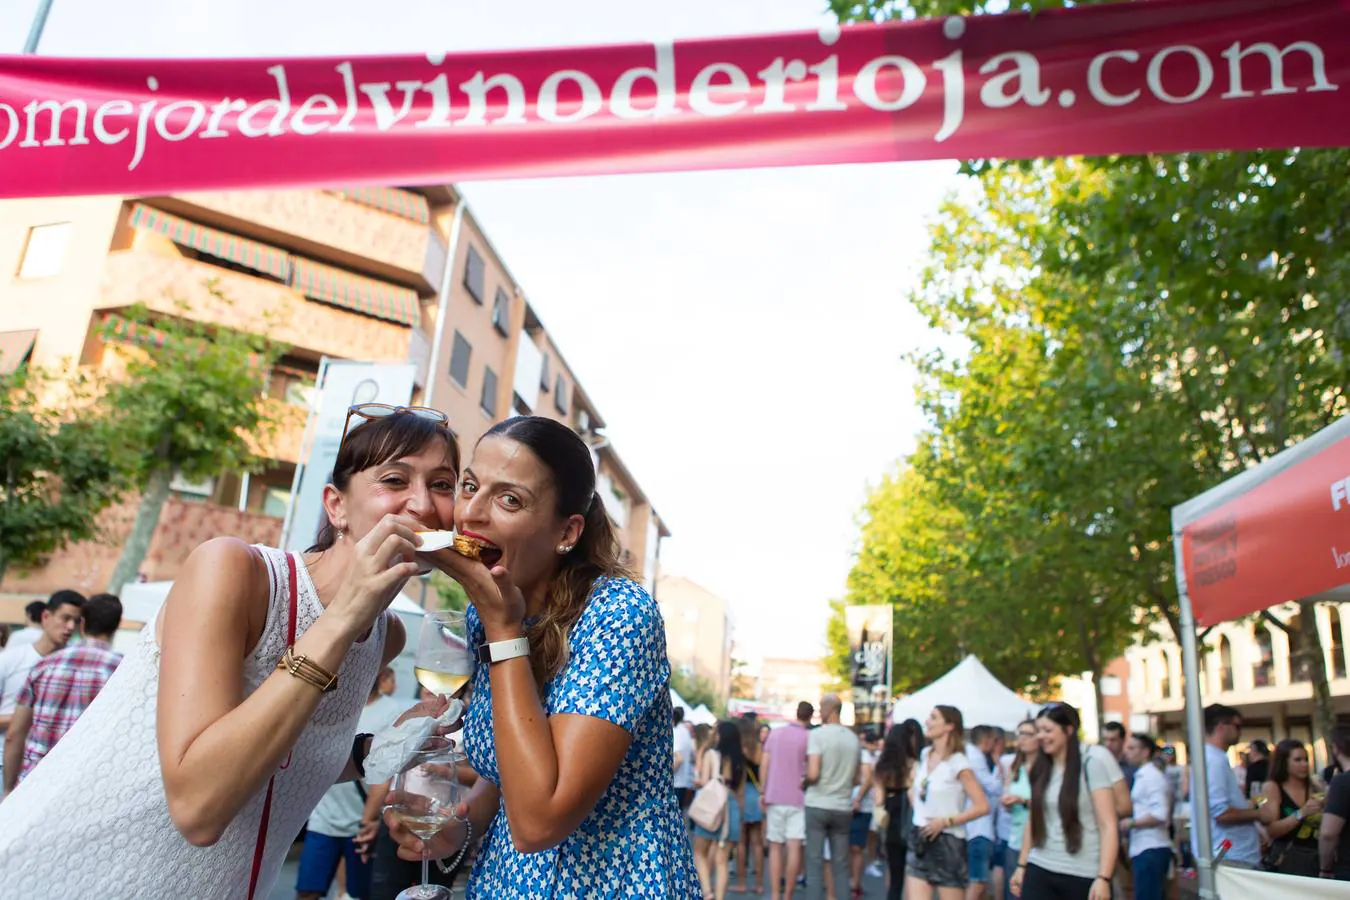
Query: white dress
xmin=0 ymin=546 xmax=391 ymax=899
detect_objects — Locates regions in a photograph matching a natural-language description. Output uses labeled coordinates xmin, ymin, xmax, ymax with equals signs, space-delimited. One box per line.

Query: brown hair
xmin=308 ymin=411 xmax=460 ymax=552
xmin=1030 ymin=703 xmax=1085 ymax=853
xmin=479 ymin=416 xmax=629 ymax=685
xmin=934 ymin=705 xmax=967 ymax=754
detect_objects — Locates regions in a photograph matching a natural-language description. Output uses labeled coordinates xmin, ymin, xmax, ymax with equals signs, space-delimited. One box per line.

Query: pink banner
xmin=0 ymin=0 xmax=1346 ymax=198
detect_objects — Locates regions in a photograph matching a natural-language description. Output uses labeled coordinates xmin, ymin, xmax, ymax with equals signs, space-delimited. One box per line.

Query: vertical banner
xmin=846 ymin=605 xmax=893 ymax=728
xmin=283 ymin=361 xmax=416 ymax=551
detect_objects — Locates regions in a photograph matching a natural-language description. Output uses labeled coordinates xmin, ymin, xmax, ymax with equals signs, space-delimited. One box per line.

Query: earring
xmin=336 ymin=529 xmax=345 ymax=541
xmin=558 ymin=544 xmax=572 ymax=554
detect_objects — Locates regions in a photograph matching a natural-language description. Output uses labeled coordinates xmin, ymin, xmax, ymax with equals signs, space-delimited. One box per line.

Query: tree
xmin=430 ymin=571 xmax=470 ymax=612
xmin=0 ymin=367 xmax=128 ymax=585
xmin=670 ymin=668 xmax=721 ymax=717
xmin=728 ymin=657 xmax=756 ymax=700
xmin=103 ymin=295 xmax=287 ymax=593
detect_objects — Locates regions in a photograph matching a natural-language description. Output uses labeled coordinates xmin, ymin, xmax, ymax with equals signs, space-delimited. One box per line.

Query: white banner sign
xmin=284 ymin=361 xmax=416 ymax=551
xmin=1216 ymin=867 xmax=1349 ymax=898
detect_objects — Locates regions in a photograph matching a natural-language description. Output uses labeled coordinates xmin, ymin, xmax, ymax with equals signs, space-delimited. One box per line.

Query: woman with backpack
xmin=1010 ymin=703 xmax=1126 ymax=900
xmin=691 ymin=720 xmax=747 ymax=900
xmin=872 ymin=719 xmax=924 ymax=900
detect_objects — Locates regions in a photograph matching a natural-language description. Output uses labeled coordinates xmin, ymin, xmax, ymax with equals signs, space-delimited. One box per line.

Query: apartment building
xmin=0 ymin=185 xmax=665 ymax=601
xmin=656 ymin=574 xmax=732 ymax=702
xmin=1126 ymin=601 xmax=1350 ymax=761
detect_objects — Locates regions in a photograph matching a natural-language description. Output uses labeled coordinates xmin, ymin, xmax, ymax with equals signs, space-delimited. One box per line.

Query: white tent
xmin=688 ymin=704 xmax=718 ymax=726
xmin=669 ymin=688 xmax=694 ymax=717
xmin=890 ymin=655 xmax=1038 ymax=731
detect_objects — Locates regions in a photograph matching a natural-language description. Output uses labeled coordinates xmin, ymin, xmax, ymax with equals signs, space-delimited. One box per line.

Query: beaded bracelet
xmin=435 ymin=818 xmax=474 ymax=875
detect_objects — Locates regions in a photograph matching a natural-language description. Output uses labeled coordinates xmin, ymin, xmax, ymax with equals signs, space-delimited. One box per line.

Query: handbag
xmin=688 ymin=751 xmax=730 ymax=834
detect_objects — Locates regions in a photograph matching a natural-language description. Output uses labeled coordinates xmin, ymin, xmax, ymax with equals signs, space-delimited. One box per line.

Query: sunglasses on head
xmin=337 ymin=403 xmax=449 ymax=451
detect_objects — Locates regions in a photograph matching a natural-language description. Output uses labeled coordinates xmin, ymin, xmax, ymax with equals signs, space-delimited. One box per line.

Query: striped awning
xmin=101 ymin=313 xmax=170 ymax=351
xmin=289 ymin=257 xmax=420 ymax=327
xmin=327 ymin=187 xmax=430 ymax=225
xmin=128 ymin=204 xmax=291 ymax=281
xmin=100 ymin=313 xmax=269 ymax=370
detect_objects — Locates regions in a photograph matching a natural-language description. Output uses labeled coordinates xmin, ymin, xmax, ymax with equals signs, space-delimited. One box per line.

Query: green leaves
xmin=0 ymin=367 xmax=128 ymax=582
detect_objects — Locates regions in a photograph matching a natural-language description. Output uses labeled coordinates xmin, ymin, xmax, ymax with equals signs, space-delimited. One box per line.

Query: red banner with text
xmin=0 ymin=0 xmax=1346 ymax=198
xmin=1182 ymin=435 xmax=1350 ymax=627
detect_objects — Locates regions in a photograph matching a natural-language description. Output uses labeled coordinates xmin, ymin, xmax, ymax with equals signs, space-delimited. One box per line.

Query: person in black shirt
xmin=1318 ymin=726 xmax=1350 ymax=879
xmin=1244 ymin=740 xmax=1270 ymax=799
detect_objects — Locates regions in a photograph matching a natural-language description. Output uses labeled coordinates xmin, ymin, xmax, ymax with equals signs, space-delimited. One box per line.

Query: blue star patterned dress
xmin=462 ymin=576 xmax=702 ymax=898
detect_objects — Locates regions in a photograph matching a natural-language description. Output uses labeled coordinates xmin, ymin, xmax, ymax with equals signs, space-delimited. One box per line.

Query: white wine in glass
xmin=389 ymin=735 xmax=465 ymax=900
xmin=414 ymin=609 xmax=474 ymax=698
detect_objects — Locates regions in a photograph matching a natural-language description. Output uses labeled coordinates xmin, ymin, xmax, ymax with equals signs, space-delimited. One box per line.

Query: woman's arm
xmin=1091 ymin=786 xmax=1119 ymax=878
xmin=157 ymin=523 xmax=420 ymax=846
xmin=953 ymin=767 xmax=991 ymax=825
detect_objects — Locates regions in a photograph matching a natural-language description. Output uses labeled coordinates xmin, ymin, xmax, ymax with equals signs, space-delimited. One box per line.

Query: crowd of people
xmin=668 ymin=697 xmax=1350 ymax=900
xmin=3 ymin=408 xmax=1350 ymax=900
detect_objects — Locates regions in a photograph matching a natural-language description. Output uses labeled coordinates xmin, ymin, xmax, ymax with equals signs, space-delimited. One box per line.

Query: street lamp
xmin=24 ymin=0 xmax=55 ymax=54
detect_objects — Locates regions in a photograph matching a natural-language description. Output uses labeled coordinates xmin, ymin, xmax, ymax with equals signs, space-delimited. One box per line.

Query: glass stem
xmin=421 ymin=848 xmax=430 ymax=889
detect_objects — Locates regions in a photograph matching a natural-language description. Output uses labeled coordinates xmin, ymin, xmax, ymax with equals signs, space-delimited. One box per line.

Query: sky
xmin=4 ymin=0 xmax=963 ymax=662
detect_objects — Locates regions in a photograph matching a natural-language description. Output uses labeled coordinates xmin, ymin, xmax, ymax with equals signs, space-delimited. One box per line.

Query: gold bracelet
xmin=277 ymin=646 xmax=339 ymax=693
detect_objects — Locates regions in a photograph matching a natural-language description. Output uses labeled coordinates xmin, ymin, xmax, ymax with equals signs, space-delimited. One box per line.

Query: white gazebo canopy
xmin=890 ymin=655 xmax=1039 ymax=732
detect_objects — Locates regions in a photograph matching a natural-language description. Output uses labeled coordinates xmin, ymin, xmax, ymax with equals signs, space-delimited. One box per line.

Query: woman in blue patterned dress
xmin=387 ymin=416 xmax=700 ymax=898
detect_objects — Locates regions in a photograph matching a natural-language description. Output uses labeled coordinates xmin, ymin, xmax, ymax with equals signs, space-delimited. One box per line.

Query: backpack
xmin=688 ymin=751 xmax=730 ymax=837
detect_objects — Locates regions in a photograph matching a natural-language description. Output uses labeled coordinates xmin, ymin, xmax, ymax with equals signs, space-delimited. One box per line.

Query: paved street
xmin=267 ymin=852 xmax=891 ymax=898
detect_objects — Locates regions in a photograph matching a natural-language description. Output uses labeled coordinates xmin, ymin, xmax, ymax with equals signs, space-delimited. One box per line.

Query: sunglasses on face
xmin=337 ymin=403 xmax=449 ymax=451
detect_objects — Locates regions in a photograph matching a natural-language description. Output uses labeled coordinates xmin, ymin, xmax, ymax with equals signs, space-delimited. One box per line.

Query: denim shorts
xmin=850 ymin=812 xmax=871 ymax=847
xmin=907 ymin=833 xmax=969 ymax=889
xmin=967 ymin=835 xmax=994 ymax=883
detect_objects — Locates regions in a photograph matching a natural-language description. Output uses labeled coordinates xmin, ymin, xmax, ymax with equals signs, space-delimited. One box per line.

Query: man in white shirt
xmin=803 ymin=694 xmax=859 ymax=900
xmin=0 ymin=591 xmax=84 ymax=795
xmin=965 ymin=725 xmax=1005 ymax=900
xmin=3 ymin=602 xmax=46 ymax=652
xmin=1190 ymin=704 xmax=1262 ymax=868
xmin=672 ymin=706 xmax=695 ymax=813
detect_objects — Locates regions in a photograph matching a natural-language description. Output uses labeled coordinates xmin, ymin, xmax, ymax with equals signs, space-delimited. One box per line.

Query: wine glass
xmin=414 ymin=609 xmax=474 ymax=699
xmin=388 ymin=735 xmax=466 ymax=900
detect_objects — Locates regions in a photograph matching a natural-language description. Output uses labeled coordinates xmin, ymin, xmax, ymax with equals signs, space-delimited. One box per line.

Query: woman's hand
xmin=1302 ymin=796 xmax=1325 ymax=817
xmin=1001 ymin=793 xmax=1023 ymax=809
xmin=419 ymin=548 xmax=527 ymax=640
xmin=384 ymin=794 xmax=472 ymax=862
xmin=328 ymin=514 xmax=425 ymax=634
xmin=393 ymin=694 xmax=452 ymax=728
xmin=1009 ymin=867 xmax=1024 ymax=897
xmin=1089 ymin=876 xmax=1111 ymax=900
xmin=919 ymin=817 xmax=948 ymax=840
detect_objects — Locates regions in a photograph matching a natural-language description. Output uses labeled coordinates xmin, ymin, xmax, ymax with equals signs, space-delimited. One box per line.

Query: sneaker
xmin=865 ymin=861 xmax=884 ymax=878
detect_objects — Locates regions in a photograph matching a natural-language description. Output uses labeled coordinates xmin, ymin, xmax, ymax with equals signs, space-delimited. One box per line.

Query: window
xmin=1099 ymin=675 xmax=1122 ymax=697
xmin=555 ymin=375 xmax=569 ymax=414
xmin=1254 ymin=626 xmax=1274 ymax=687
xmin=1219 ymin=636 xmax=1234 ymax=692
xmin=539 ymin=352 xmax=551 ymax=391
xmin=448 ymin=331 xmax=472 ymax=388
xmin=1331 ymin=608 xmax=1347 ymax=679
xmin=491 ymin=288 xmax=510 ymax=336
xmin=17 ymin=222 xmax=72 ymax=279
xmin=480 ymin=366 xmax=498 ymax=417
xmin=463 ymin=246 xmax=485 ymax=303
xmin=1158 ymin=653 xmax=1171 ymax=699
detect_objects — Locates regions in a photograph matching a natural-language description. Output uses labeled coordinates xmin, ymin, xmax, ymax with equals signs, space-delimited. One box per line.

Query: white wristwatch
xmin=476 ymin=637 xmax=530 ymax=665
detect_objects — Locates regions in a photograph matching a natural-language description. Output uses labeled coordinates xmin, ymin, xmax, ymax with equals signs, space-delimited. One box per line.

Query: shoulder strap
xmin=246 ymin=551 xmax=299 ymax=900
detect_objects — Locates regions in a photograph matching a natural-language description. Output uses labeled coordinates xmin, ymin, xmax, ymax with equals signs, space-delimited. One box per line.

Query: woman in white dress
xmin=0 ymin=406 xmax=459 ymax=899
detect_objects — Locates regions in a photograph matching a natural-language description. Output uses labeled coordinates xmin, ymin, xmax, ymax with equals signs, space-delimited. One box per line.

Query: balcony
xmin=96 ymin=249 xmax=413 ymax=364
xmin=160 ymin=190 xmax=446 ymax=290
